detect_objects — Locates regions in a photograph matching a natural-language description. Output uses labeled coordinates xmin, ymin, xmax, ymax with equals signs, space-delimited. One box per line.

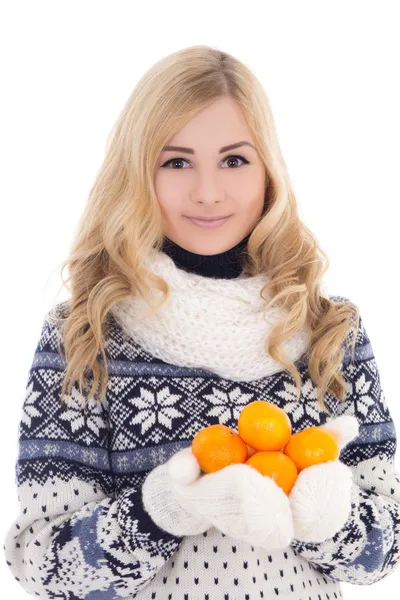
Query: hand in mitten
xmin=142 ymin=446 xmax=211 ymax=537
xmin=289 ymin=415 xmax=360 ymax=543
xmin=143 ymin=445 xmax=294 ymax=549
xmin=168 ymin=446 xmax=294 ymax=549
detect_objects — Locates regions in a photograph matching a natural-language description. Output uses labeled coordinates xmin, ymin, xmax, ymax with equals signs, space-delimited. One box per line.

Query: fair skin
xmin=155 ymin=96 xmax=267 ymax=256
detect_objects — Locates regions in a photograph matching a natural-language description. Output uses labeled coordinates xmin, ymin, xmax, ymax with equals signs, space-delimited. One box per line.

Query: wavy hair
xmin=50 ymin=44 xmax=360 ymax=415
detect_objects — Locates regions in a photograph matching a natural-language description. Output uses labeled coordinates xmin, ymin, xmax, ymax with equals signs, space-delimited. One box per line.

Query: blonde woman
xmin=3 ymin=45 xmax=400 ymax=599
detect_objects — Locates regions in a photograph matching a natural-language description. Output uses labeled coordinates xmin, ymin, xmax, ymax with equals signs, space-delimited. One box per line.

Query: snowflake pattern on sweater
xmin=3 ymin=295 xmax=400 ymax=599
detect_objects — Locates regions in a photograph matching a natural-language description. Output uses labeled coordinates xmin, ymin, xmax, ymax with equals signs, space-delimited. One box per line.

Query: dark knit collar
xmin=160 ymin=232 xmax=251 ymax=279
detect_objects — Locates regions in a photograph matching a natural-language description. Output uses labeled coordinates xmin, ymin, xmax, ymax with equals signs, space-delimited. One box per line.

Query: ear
xmin=320 ymin=415 xmax=360 ymax=450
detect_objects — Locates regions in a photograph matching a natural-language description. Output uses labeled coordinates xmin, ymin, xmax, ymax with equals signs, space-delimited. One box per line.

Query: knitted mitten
xmin=142 ymin=447 xmax=211 ymax=536
xmin=172 ymin=461 xmax=294 ymax=549
xmin=142 ymin=446 xmax=294 ymax=549
xmin=289 ymin=415 xmax=359 ymax=543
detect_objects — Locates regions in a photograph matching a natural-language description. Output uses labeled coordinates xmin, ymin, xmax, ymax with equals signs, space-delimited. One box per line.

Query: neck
xmin=160 ymin=232 xmax=252 ymax=279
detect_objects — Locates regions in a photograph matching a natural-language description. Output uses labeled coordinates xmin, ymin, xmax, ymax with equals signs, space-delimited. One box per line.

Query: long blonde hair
xmin=51 ymin=44 xmax=359 ymax=414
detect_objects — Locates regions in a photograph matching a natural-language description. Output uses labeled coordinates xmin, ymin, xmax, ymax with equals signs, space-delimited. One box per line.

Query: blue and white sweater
xmin=3 ymin=296 xmax=400 ymax=599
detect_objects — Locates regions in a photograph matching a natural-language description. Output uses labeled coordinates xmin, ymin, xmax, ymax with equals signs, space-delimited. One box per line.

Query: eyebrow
xmin=161 ymin=141 xmax=256 ymax=154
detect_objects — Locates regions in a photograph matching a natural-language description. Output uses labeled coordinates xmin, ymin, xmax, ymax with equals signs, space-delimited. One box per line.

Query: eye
xmin=160 ymin=155 xmax=250 ymax=169
xmin=221 ymin=155 xmax=249 ymax=168
xmin=161 ymin=157 xmax=190 ymax=169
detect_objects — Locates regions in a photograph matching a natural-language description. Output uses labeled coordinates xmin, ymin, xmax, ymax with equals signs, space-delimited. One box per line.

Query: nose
xmin=190 ymin=173 xmax=225 ymax=206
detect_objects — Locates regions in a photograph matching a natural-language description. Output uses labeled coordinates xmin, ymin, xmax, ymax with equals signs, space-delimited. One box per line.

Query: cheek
xmin=155 ymin=190 xmax=184 ymax=217
xmin=231 ymin=169 xmax=265 ymax=199
xmin=246 ymin=172 xmax=268 ymax=215
xmin=155 ymin=172 xmax=188 ymax=208
xmin=235 ymin=186 xmax=265 ymax=214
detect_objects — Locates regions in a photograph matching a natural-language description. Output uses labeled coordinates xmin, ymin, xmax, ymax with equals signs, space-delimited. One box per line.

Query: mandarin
xmin=238 ymin=400 xmax=292 ymax=451
xmin=191 ymin=424 xmax=248 ymax=474
xmin=245 ymin=451 xmax=298 ymax=494
xmin=283 ymin=426 xmax=340 ymax=471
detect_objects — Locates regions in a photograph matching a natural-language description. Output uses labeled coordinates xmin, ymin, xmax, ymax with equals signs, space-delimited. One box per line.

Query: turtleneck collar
xmin=160 ymin=232 xmax=252 ymax=279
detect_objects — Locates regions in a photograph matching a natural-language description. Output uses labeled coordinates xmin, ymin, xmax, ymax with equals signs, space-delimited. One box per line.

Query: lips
xmin=186 ymin=216 xmax=230 ymax=222
xmin=185 ymin=215 xmax=231 ymax=229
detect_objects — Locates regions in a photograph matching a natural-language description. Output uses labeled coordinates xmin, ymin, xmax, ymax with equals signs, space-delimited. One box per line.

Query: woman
xmin=4 ymin=45 xmax=400 ymax=599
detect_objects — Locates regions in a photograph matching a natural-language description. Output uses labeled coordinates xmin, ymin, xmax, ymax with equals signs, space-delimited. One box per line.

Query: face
xmin=155 ymin=96 xmax=267 ymax=255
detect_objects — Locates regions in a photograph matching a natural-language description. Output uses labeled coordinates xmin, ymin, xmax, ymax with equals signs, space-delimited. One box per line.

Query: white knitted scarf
xmin=110 ymin=249 xmax=312 ymax=382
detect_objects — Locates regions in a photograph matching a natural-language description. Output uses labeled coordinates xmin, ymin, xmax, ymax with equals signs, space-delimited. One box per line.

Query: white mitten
xmin=143 ymin=445 xmax=294 ymax=550
xmin=319 ymin=414 xmax=360 ymax=449
xmin=142 ymin=447 xmax=211 ymax=536
xmin=289 ymin=415 xmax=359 ymax=543
xmin=170 ymin=460 xmax=295 ymax=550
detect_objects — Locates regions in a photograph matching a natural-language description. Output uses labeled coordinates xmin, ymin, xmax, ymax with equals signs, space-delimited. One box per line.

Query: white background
xmin=1 ymin=1 xmax=399 ymax=597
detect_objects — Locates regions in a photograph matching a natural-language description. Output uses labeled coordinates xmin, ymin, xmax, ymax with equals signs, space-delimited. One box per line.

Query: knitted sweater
xmin=3 ymin=244 xmax=400 ymax=599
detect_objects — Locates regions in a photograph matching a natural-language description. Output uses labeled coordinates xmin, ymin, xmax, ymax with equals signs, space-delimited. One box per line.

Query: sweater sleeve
xmin=290 ymin=297 xmax=400 ymax=585
xmin=3 ymin=305 xmax=183 ymax=599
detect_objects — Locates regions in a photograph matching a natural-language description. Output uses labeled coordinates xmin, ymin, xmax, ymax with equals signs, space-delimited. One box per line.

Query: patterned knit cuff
xmin=117 ymin=485 xmax=183 ymax=554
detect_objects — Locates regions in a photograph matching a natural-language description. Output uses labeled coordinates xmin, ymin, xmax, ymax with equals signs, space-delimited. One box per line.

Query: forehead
xmin=163 ymin=97 xmax=254 ymax=152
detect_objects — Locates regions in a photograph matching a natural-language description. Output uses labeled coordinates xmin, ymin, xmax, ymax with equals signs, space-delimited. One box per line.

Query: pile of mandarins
xmin=191 ymin=400 xmax=340 ymax=495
